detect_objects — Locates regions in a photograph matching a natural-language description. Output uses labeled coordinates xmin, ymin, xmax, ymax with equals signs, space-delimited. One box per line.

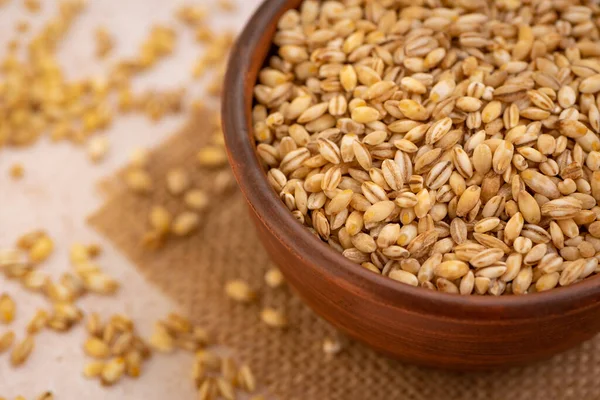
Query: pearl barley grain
xmin=260 ymin=308 xmax=287 ymax=328
xmin=184 ymin=189 xmax=210 ymax=211
xmin=225 ymin=280 xmax=255 ymax=303
xmin=252 ymin=0 xmax=600 ymax=295
xmin=171 ymin=212 xmax=200 ymax=236
xmin=264 ymin=267 xmax=284 ymax=288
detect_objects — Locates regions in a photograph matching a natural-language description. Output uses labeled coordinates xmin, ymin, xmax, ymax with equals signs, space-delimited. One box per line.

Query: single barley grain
xmin=216 ymin=377 xmax=236 ymax=400
xmin=101 ymin=357 xmax=126 ymax=385
xmin=27 ymin=310 xmax=48 ymax=334
xmin=264 ymin=267 xmax=284 ymax=288
xmin=260 ymin=308 xmax=287 ymax=328
xmin=88 ymin=136 xmax=110 ymax=163
xmin=129 ymin=148 xmax=150 ymax=168
xmin=184 ymin=189 xmax=209 ymax=211
xmin=84 ymin=337 xmax=111 ymax=359
xmin=149 ymin=324 xmax=174 ymax=353
xmin=0 ymin=294 xmax=15 ymax=323
xmin=171 ymin=212 xmax=200 ymax=236
xmin=125 ymin=169 xmax=153 ymax=194
xmin=149 ymin=205 xmax=172 ymax=234
xmin=225 ymin=280 xmax=256 ymax=303
xmin=9 ymin=163 xmax=24 ymax=180
xmin=11 ymin=335 xmax=34 ymax=366
xmin=238 ymin=364 xmax=256 ymax=392
xmin=29 ymin=235 xmax=54 ymax=263
xmin=84 ymin=361 xmax=106 ymax=378
xmin=196 ymin=350 xmax=221 ymax=371
xmin=322 ymin=337 xmax=343 ymax=356
xmin=0 ymin=330 xmax=15 ymax=353
xmin=198 ymin=147 xmax=228 ymax=168
xmin=166 ymin=168 xmax=191 ymax=196
xmin=36 ymin=392 xmax=54 ymax=400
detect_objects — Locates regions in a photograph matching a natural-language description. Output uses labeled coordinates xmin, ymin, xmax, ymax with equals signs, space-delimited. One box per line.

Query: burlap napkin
xmin=89 ymin=109 xmax=600 ymax=400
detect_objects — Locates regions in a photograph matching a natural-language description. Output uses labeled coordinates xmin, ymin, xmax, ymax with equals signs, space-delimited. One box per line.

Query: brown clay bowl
xmin=222 ymin=0 xmax=600 ymax=370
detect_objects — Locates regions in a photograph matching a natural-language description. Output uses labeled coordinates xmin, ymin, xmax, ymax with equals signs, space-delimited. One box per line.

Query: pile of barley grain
xmin=253 ymin=0 xmax=600 ymax=295
xmin=1 ymin=228 xmax=264 ymax=399
xmin=0 ymin=0 xmax=183 ymax=151
xmin=0 ymin=0 xmax=234 ymax=171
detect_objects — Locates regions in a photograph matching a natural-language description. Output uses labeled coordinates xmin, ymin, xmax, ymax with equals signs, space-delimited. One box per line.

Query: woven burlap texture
xmin=89 ymin=110 xmax=600 ymax=400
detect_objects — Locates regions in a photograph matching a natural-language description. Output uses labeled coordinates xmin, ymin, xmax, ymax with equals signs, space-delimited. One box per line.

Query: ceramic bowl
xmin=222 ymin=0 xmax=600 ymax=369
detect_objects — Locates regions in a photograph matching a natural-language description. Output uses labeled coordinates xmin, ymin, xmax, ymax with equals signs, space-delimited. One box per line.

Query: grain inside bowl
xmin=250 ymin=0 xmax=600 ymax=295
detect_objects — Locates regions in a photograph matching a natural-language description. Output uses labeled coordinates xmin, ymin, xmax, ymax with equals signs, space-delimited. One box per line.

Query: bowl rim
xmin=222 ymin=0 xmax=600 ymax=320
